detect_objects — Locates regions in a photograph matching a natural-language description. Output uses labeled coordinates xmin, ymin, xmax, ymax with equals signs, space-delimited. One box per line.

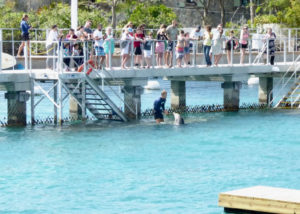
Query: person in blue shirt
xmin=17 ymin=14 xmax=32 ymax=57
xmin=153 ymin=90 xmax=168 ymax=123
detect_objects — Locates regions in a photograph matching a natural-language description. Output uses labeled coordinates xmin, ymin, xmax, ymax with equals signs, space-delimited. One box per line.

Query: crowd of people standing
xmin=17 ymin=15 xmax=278 ymax=73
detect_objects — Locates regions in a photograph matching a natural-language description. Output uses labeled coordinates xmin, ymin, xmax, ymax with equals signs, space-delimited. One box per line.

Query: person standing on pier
xmin=211 ymin=26 xmax=225 ymax=66
xmin=46 ymin=25 xmax=60 ymax=70
xmin=203 ymin=25 xmax=213 ymax=66
xmin=166 ymin=20 xmax=179 ymax=68
xmin=154 ymin=90 xmax=168 ymax=124
xmin=239 ymin=25 xmax=249 ymax=64
xmin=225 ymin=30 xmax=239 ymax=64
xmin=263 ymin=28 xmax=276 ymax=65
xmin=155 ymin=25 xmax=168 ymax=68
xmin=93 ymin=24 xmax=105 ymax=69
xmin=17 ymin=14 xmax=32 ymax=57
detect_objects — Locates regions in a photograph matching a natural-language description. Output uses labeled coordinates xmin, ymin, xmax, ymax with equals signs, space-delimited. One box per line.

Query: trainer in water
xmin=153 ymin=90 xmax=168 ymax=124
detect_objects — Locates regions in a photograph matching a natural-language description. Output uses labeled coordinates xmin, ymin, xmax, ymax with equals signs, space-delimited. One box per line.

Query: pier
xmin=219 ymin=186 xmax=300 ymax=214
xmin=0 ymin=29 xmax=300 ymax=126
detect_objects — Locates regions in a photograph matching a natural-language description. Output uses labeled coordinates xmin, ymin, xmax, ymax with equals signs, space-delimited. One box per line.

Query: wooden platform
xmin=219 ymin=186 xmax=300 ymax=214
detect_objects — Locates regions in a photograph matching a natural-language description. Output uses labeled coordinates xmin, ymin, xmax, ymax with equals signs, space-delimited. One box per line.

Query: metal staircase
xmin=61 ymin=75 xmax=128 ymax=122
xmin=269 ymin=55 xmax=300 ymax=108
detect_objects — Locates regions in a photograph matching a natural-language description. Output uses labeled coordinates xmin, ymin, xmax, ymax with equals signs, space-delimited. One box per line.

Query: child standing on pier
xmin=176 ymin=30 xmax=185 ymax=68
xmin=144 ymin=32 xmax=154 ymax=69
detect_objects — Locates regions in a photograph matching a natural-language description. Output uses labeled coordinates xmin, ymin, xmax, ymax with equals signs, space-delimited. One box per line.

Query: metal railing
xmin=0 ymin=29 xmax=299 ymax=73
xmin=268 ymin=55 xmax=300 ymax=107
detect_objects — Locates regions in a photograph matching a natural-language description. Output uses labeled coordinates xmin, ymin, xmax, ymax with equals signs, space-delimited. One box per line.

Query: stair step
xmin=86 ymin=103 xmax=109 ymax=106
xmin=86 ymin=98 xmax=102 ymax=101
xmin=280 ymin=101 xmax=300 ymax=104
xmin=89 ymin=108 xmax=110 ymax=111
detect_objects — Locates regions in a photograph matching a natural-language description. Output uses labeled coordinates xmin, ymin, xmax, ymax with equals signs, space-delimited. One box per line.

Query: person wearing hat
xmin=191 ymin=25 xmax=203 ymax=40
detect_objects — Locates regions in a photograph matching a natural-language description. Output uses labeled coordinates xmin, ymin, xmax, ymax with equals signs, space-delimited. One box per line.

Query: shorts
xmin=154 ymin=112 xmax=164 ymax=120
xmin=176 ymin=47 xmax=184 ymax=59
xmin=241 ymin=43 xmax=248 ymax=49
xmin=21 ymin=33 xmax=30 ymax=41
xmin=167 ymin=41 xmax=175 ymax=52
xmin=134 ymin=46 xmax=142 ymax=55
xmin=95 ymin=46 xmax=105 ymax=56
xmin=184 ymin=47 xmax=190 ymax=54
xmin=144 ymin=50 xmax=152 ymax=58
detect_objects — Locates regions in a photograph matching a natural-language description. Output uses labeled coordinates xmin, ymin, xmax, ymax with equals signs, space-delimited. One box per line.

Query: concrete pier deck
xmin=219 ymin=186 xmax=300 ymax=214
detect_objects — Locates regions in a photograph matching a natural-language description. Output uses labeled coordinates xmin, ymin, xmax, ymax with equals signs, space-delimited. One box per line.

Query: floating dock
xmin=219 ymin=186 xmax=300 ymax=214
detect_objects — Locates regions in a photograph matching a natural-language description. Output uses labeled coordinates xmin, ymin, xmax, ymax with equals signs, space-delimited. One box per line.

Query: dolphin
xmin=173 ymin=112 xmax=184 ymax=125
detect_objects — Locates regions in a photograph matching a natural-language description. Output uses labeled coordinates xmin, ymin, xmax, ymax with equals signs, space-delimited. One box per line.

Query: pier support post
xmin=259 ymin=77 xmax=273 ymax=105
xmin=222 ymin=82 xmax=241 ymax=111
xmin=69 ymin=96 xmax=82 ymax=120
xmin=123 ymin=86 xmax=143 ymax=120
xmin=5 ymin=91 xmax=30 ymax=126
xmin=171 ymin=81 xmax=186 ymax=109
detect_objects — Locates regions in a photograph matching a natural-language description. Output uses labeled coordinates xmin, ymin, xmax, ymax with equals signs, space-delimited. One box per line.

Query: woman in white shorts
xmin=121 ymin=29 xmax=134 ymax=69
xmin=211 ymin=27 xmax=225 ymax=66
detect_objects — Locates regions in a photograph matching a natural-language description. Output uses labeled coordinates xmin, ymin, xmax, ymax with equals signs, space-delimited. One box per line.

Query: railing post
xmin=249 ymin=39 xmax=252 ymax=65
xmin=288 ymin=29 xmax=292 ymax=52
xmin=11 ymin=30 xmax=14 ymax=57
xmin=152 ymin=40 xmax=155 ymax=69
xmin=284 ymin=39 xmax=287 ymax=63
xmin=58 ymin=78 xmax=63 ymax=125
xmin=29 ymin=41 xmax=32 ymax=74
xmin=131 ymin=40 xmax=134 ymax=69
xmin=211 ymin=42 xmax=215 ymax=66
xmin=24 ymin=42 xmax=28 ymax=73
xmin=172 ymin=40 xmax=176 ymax=67
xmin=0 ymin=29 xmax=2 ymax=72
xmin=192 ymin=40 xmax=196 ymax=67
xmin=81 ymin=79 xmax=86 ymax=120
xmin=109 ymin=40 xmax=112 ymax=69
xmin=83 ymin=41 xmax=87 ymax=74
xmin=30 ymin=78 xmax=35 ymax=125
xmin=230 ymin=40 xmax=233 ymax=66
xmin=35 ymin=29 xmax=38 ymax=54
xmin=266 ymin=38 xmax=269 ymax=65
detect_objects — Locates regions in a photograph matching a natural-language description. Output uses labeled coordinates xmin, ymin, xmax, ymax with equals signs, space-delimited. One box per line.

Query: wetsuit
xmin=153 ymin=97 xmax=166 ymax=120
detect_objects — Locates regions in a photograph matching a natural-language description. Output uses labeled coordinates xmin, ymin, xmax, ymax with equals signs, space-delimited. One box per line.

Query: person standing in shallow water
xmin=154 ymin=90 xmax=169 ymax=124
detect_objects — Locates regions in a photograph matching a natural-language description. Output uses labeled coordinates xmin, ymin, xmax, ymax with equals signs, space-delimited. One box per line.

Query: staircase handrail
xmin=85 ymin=75 xmax=128 ymax=122
xmin=92 ymin=68 xmax=137 ymax=116
xmin=269 ymin=55 xmax=300 ymax=106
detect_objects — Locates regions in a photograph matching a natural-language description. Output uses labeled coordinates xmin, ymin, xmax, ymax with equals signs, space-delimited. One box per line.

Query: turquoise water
xmin=1 ymin=110 xmax=300 ymax=213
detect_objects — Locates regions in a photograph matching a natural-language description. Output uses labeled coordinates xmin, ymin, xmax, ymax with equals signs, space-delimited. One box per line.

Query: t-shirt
xmin=191 ymin=30 xmax=203 ymax=39
xmin=20 ymin=20 xmax=30 ymax=34
xmin=157 ymin=33 xmax=168 ymax=41
xmin=166 ymin=25 xmax=179 ymax=41
xmin=66 ymin=34 xmax=78 ymax=40
xmin=134 ymin=33 xmax=145 ymax=48
xmin=93 ymin=30 xmax=104 ymax=47
xmin=46 ymin=30 xmax=59 ymax=47
xmin=153 ymin=97 xmax=166 ymax=114
xmin=203 ymin=31 xmax=212 ymax=46
xmin=84 ymin=27 xmax=93 ymax=35
xmin=144 ymin=39 xmax=153 ymax=51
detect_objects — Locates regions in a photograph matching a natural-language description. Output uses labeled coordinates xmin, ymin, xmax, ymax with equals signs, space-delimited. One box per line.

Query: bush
xmin=127 ymin=4 xmax=177 ymax=29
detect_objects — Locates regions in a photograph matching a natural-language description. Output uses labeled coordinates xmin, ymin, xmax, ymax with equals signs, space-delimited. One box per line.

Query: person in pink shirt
xmin=239 ymin=25 xmax=249 ymax=64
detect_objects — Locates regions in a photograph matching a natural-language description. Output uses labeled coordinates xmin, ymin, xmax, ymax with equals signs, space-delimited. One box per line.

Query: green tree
xmin=127 ymin=3 xmax=177 ymax=29
xmin=254 ymin=0 xmax=300 ymax=27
